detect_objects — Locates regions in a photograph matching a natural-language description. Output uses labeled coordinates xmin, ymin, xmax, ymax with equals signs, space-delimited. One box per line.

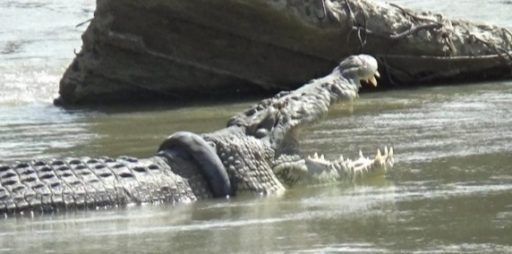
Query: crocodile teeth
xmin=308 ymin=153 xmax=328 ymax=163
xmin=375 ymin=70 xmax=381 ymax=78
xmin=368 ymin=76 xmax=378 ymax=87
xmin=306 ymin=156 xmax=330 ymax=166
xmin=389 ymin=147 xmax=394 ymax=156
xmin=376 ymin=149 xmax=382 ymax=159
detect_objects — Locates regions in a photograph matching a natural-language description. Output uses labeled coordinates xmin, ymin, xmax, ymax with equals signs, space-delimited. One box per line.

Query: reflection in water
xmin=0 ymin=181 xmax=399 ymax=253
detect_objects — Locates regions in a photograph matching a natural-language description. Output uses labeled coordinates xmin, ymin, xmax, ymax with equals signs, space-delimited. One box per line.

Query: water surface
xmin=1 ymin=1 xmax=512 ymax=253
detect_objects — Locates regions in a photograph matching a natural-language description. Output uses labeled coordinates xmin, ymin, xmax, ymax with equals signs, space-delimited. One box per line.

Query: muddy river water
xmin=1 ymin=0 xmax=512 ymax=253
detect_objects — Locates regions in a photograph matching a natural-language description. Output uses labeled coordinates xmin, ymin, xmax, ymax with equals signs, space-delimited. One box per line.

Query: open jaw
xmin=270 ymin=62 xmax=392 ymax=186
xmin=273 ymin=140 xmax=394 ymax=186
xmin=305 ymin=147 xmax=393 ymax=182
xmin=363 ymin=69 xmax=380 ymax=87
xmin=156 ymin=55 xmax=392 ymax=196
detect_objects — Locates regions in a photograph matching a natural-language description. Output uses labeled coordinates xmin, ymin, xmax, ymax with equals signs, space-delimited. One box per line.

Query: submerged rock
xmin=56 ymin=0 xmax=512 ymax=105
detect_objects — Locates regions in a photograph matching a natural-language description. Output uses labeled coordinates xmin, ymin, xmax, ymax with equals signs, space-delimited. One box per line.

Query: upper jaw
xmin=365 ymin=70 xmax=380 ymax=87
xmin=339 ymin=54 xmax=380 ymax=87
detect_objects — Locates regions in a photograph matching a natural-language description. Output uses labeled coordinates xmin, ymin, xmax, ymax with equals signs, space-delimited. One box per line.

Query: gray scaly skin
xmin=0 ymin=55 xmax=392 ymax=216
xmin=200 ymin=54 xmax=392 ymax=191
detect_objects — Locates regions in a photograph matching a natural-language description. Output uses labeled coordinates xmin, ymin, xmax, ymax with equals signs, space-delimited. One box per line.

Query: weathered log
xmin=56 ymin=0 xmax=512 ymax=105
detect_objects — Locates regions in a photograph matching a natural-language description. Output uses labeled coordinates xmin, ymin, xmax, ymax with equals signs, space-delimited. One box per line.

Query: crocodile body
xmin=0 ymin=155 xmax=214 ymax=215
xmin=0 ymin=55 xmax=393 ymax=216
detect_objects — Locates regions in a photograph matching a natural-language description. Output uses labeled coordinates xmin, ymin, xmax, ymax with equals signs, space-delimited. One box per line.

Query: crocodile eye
xmin=208 ymin=141 xmax=216 ymax=149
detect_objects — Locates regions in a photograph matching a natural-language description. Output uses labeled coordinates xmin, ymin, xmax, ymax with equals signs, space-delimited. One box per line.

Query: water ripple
xmin=303 ymin=82 xmax=512 ymax=163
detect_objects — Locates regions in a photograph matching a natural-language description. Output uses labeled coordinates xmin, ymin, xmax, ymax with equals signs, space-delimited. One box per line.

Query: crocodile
xmin=0 ymin=54 xmax=393 ymax=216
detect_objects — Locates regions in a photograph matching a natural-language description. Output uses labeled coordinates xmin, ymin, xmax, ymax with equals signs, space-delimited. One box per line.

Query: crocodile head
xmin=160 ymin=55 xmax=393 ymax=196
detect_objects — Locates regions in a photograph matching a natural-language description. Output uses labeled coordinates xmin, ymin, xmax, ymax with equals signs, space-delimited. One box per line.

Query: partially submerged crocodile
xmin=0 ymin=55 xmax=393 ymax=216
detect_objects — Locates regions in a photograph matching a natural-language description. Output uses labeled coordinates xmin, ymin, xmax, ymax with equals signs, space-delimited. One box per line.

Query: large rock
xmin=56 ymin=0 xmax=512 ymax=105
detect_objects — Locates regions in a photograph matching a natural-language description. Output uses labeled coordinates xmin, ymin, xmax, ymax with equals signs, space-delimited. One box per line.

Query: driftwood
xmin=56 ymin=0 xmax=512 ymax=105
